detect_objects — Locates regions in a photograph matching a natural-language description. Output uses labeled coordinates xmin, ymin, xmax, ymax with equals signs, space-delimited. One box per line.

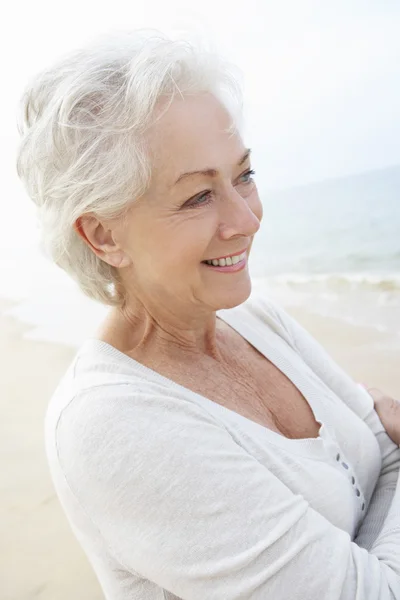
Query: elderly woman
xmin=17 ymin=30 xmax=400 ymax=600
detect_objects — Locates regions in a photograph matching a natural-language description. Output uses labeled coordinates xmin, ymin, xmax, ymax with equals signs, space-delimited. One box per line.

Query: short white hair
xmin=16 ymin=29 xmax=243 ymax=306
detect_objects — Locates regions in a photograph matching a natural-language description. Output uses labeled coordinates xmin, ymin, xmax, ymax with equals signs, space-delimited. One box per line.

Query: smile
xmin=201 ymin=250 xmax=248 ymax=273
xmin=202 ymin=249 xmax=247 ymax=267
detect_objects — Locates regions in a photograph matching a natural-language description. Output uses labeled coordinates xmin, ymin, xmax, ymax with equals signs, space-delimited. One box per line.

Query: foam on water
xmin=252 ymin=274 xmax=400 ymax=339
xmin=258 ymin=272 xmax=400 ymax=293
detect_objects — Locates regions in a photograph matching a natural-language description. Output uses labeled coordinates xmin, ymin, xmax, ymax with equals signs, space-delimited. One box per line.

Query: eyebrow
xmin=173 ymin=148 xmax=252 ymax=185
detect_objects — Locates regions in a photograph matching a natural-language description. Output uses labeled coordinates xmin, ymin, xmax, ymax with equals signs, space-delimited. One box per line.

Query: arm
xmin=260 ymin=296 xmax=400 ymax=551
xmin=57 ymin=387 xmax=400 ymax=599
xmin=354 ymin=387 xmax=400 ymax=550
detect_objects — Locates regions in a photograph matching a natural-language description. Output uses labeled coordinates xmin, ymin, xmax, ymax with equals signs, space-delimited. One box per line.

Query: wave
xmin=254 ymin=272 xmax=400 ymax=293
xmin=252 ymin=272 xmax=400 ymax=337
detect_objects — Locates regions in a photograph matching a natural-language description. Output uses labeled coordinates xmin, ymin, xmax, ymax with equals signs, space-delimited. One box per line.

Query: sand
xmin=1 ymin=297 xmax=399 ymax=600
xmin=0 ymin=298 xmax=103 ymax=600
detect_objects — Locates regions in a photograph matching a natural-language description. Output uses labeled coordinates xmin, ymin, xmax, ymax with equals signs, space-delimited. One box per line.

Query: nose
xmin=218 ymin=186 xmax=262 ymax=240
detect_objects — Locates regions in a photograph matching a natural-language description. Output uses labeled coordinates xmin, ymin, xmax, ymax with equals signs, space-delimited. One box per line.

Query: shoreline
xmin=1 ymin=296 xmax=399 ymax=599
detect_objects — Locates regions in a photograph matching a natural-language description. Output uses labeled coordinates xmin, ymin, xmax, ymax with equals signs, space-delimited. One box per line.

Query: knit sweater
xmin=45 ymin=291 xmax=400 ymax=599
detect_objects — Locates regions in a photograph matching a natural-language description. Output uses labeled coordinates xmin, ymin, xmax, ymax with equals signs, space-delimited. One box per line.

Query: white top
xmin=45 ymin=291 xmax=400 ymax=599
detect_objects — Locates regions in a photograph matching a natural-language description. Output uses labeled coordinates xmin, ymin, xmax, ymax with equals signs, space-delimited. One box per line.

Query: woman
xmin=17 ymin=30 xmax=400 ymax=599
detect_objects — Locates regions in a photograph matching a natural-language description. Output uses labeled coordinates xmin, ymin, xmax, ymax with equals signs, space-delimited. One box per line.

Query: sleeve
xmin=260 ymin=296 xmax=400 ymax=551
xmin=56 ymin=388 xmax=400 ymax=599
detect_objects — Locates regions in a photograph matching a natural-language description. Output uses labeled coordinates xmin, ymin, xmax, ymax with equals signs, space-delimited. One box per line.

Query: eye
xmin=238 ymin=169 xmax=256 ymax=184
xmin=184 ymin=191 xmax=213 ymax=209
xmin=182 ymin=169 xmax=256 ymax=209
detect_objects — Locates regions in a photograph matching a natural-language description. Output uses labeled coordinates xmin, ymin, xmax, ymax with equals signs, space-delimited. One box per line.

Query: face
xmin=108 ymin=93 xmax=263 ymax=318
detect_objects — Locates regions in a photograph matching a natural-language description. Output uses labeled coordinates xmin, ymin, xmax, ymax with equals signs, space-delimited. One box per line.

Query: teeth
xmin=204 ymin=251 xmax=246 ymax=267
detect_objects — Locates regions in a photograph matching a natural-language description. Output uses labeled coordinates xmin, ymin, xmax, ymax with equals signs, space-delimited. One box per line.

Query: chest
xmin=190 ymin=355 xmax=321 ymax=439
xmin=157 ymin=332 xmax=321 ymax=441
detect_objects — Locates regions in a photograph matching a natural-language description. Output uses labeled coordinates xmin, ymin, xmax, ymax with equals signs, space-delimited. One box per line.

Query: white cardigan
xmin=45 ymin=291 xmax=400 ymax=599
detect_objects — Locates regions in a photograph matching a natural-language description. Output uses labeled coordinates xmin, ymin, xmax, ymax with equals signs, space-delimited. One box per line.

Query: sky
xmin=0 ymin=0 xmax=399 ymax=250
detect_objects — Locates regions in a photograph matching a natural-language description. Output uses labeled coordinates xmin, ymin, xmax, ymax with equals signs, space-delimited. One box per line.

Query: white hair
xmin=16 ymin=29 xmax=243 ymax=306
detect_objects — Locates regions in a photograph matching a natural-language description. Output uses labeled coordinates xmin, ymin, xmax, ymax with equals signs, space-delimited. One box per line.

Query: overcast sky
xmin=1 ymin=0 xmax=399 ymax=203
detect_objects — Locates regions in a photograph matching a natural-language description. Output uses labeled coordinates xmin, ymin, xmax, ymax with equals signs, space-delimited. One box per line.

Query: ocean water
xmin=250 ymin=164 xmax=400 ymax=338
xmin=1 ymin=165 xmax=399 ymax=347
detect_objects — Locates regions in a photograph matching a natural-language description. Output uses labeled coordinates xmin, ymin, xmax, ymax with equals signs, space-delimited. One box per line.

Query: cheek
xmin=136 ymin=207 xmax=217 ymax=272
xmin=151 ymin=224 xmax=210 ymax=272
xmin=169 ymin=213 xmax=218 ymax=255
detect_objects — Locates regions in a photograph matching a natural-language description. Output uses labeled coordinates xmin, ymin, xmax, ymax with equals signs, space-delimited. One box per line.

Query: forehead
xmin=145 ymin=94 xmax=245 ymax=184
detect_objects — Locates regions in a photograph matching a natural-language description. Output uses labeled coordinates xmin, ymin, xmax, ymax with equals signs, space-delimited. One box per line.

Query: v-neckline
xmin=80 ymin=301 xmax=337 ymax=459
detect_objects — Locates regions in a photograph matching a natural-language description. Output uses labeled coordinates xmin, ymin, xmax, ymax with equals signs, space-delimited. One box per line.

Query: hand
xmin=365 ymin=386 xmax=400 ymax=446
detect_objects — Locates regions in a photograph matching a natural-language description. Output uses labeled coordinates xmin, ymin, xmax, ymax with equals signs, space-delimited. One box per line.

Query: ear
xmin=74 ymin=215 xmax=132 ymax=269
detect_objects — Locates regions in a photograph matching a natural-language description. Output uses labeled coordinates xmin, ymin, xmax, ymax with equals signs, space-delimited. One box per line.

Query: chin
xmin=215 ymin=276 xmax=252 ymax=311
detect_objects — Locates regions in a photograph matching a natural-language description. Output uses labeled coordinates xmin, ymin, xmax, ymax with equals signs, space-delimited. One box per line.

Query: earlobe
xmin=117 ymin=254 xmax=132 ymax=269
xmin=104 ymin=251 xmax=132 ymax=269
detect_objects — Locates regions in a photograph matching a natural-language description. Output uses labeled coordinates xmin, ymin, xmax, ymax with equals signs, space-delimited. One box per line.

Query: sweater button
xmin=341 ymin=462 xmax=349 ymax=469
xmin=351 ymin=476 xmax=355 ymax=485
xmin=355 ymin=488 xmax=361 ymax=497
xmin=361 ymin=503 xmax=365 ymax=511
xmin=336 ymin=453 xmax=340 ymax=461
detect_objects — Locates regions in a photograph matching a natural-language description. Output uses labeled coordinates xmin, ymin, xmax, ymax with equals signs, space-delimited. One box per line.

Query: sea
xmin=251 ymin=164 xmax=400 ymax=340
xmin=1 ymin=164 xmax=399 ymax=348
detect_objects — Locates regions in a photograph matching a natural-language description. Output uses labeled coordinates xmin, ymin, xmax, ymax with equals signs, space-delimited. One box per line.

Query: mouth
xmin=201 ymin=249 xmax=248 ymax=273
xmin=201 ymin=248 xmax=247 ymax=268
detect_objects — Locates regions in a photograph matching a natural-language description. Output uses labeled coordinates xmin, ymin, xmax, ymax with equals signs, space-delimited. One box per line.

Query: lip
xmin=203 ymin=247 xmax=248 ymax=263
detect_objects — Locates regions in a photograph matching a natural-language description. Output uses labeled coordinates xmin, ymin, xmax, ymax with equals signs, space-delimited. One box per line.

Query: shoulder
xmin=49 ymin=372 xmax=230 ymax=490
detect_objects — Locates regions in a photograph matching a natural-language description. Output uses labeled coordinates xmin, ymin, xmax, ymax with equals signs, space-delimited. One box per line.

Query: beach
xmin=1 ymin=296 xmax=399 ymax=600
xmin=0 ymin=298 xmax=102 ymax=600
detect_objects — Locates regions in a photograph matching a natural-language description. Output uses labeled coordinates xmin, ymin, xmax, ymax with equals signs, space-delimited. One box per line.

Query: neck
xmin=97 ymin=300 xmax=230 ymax=364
